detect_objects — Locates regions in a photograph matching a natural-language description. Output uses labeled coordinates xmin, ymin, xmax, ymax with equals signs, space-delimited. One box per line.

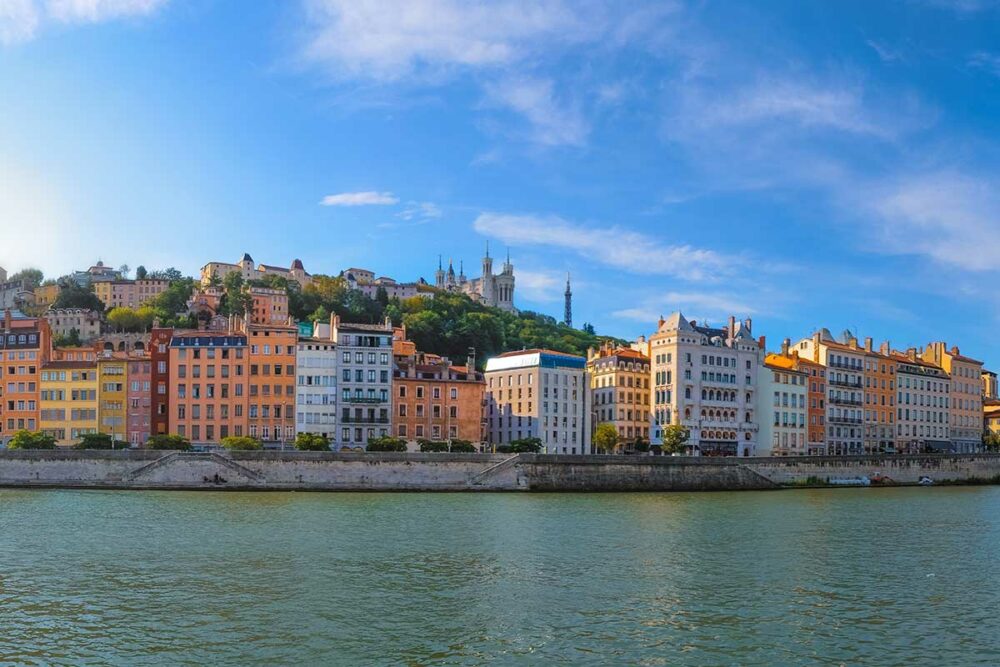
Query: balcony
xmin=828 ymin=396 xmax=862 ymax=406
xmin=828 ymin=360 xmax=861 ymax=371
xmin=828 ymin=416 xmax=862 ymax=424
xmin=829 ymin=378 xmax=862 ymax=388
xmin=341 ymin=416 xmax=389 ymax=424
xmin=343 ymin=397 xmax=387 ymax=404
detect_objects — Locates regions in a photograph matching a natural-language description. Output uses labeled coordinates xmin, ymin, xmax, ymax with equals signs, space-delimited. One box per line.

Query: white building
xmin=296 ymin=328 xmax=338 ymax=445
xmin=792 ymin=330 xmax=865 ymax=455
xmin=757 ymin=355 xmax=808 ymax=456
xmin=892 ymin=351 xmax=951 ymax=453
xmin=435 ymin=246 xmax=516 ymax=313
xmin=200 ymin=253 xmax=311 ymax=288
xmin=649 ymin=313 xmax=763 ymax=456
xmin=484 ymin=349 xmax=591 ymax=454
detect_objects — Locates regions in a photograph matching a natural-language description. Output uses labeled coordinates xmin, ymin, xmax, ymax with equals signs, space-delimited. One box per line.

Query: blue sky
xmin=2 ymin=0 xmax=1000 ymax=366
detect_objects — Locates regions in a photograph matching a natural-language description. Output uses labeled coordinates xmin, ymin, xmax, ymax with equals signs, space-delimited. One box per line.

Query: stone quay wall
xmin=0 ymin=451 xmax=998 ymax=492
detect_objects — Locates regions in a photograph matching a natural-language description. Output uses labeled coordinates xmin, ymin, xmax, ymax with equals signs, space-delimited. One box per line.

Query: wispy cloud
xmin=969 ymin=51 xmax=1000 ymax=77
xmin=1 ymin=0 xmax=167 ymax=43
xmin=320 ymin=191 xmax=399 ymax=206
xmin=396 ymin=201 xmax=442 ymax=221
xmin=868 ymin=170 xmax=1000 ymax=271
xmin=866 ymin=39 xmax=902 ymax=63
xmin=482 ymin=76 xmax=589 ymax=147
xmin=514 ymin=268 xmax=562 ymax=302
xmin=473 ymin=212 xmax=730 ymax=281
xmin=612 ymin=292 xmax=757 ymax=325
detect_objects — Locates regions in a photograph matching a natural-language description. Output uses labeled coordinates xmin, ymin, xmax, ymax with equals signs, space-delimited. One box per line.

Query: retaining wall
xmin=0 ymin=451 xmax=998 ymax=491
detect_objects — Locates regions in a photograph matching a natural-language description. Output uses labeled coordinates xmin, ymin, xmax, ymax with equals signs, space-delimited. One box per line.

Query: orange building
xmin=769 ymin=339 xmax=827 ymax=455
xmin=0 ymin=309 xmax=50 ymax=441
xmin=168 ymin=331 xmax=249 ymax=445
xmin=150 ymin=327 xmax=173 ymax=437
xmin=587 ymin=342 xmax=651 ymax=451
xmin=393 ymin=329 xmax=484 ymax=445
xmin=247 ymin=286 xmax=289 ymax=326
xmin=247 ymin=321 xmax=298 ymax=445
xmin=863 ymin=340 xmax=897 ymax=453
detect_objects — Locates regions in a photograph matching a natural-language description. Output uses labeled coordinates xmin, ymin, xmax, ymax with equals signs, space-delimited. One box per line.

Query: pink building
xmin=127 ymin=356 xmax=152 ymax=445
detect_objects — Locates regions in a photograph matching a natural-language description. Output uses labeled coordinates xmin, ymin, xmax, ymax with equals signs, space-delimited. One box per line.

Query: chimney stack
xmin=781 ymin=338 xmax=790 ymax=356
xmin=865 ymin=336 xmax=873 ymax=352
xmin=744 ymin=317 xmax=752 ymax=333
xmin=3 ymin=308 xmax=10 ymax=332
xmin=728 ymin=315 xmax=736 ymax=338
xmin=907 ymin=347 xmax=917 ymax=361
xmin=757 ymin=335 xmax=766 ymax=351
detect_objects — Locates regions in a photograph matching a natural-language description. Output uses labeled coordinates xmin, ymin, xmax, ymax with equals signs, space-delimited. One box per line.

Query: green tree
xmin=146 ymin=434 xmax=191 ymax=451
xmin=52 ymin=280 xmax=105 ymax=312
xmin=449 ymin=439 xmax=477 ymax=453
xmin=221 ymin=436 xmax=263 ymax=451
xmin=498 ymin=437 xmax=543 ymax=454
xmin=52 ymin=328 xmax=83 ymax=348
xmin=309 ymin=305 xmax=330 ymax=323
xmin=6 ymin=430 xmax=57 ymax=450
xmin=593 ymin=422 xmax=619 ymax=454
xmin=220 ymin=273 xmax=252 ymax=317
xmin=75 ymin=433 xmax=127 ymax=449
xmin=106 ymin=307 xmax=140 ymax=332
xmin=9 ymin=268 xmax=43 ymax=290
xmin=660 ymin=424 xmax=690 ymax=455
xmin=366 ymin=436 xmax=407 ymax=452
xmin=135 ymin=265 xmax=148 ymax=279
xmin=983 ymin=431 xmax=1000 ymax=453
xmin=418 ymin=439 xmax=449 ymax=452
xmin=294 ymin=433 xmax=331 ymax=451
xmin=374 ymin=286 xmax=389 ymax=308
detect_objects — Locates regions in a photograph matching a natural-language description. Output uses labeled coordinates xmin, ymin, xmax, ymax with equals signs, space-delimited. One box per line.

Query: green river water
xmin=1 ymin=487 xmax=998 ymax=665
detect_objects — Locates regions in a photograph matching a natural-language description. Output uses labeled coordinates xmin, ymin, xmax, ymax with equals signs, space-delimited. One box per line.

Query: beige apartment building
xmin=587 ymin=342 xmax=651 ymax=451
xmin=923 ymin=342 xmax=983 ymax=453
xmin=94 ymin=279 xmax=169 ymax=310
xmin=484 ymin=349 xmax=591 ymax=454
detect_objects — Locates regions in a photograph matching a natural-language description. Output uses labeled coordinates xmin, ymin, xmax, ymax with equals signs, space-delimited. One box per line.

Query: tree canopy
xmin=7 ymin=430 xmax=57 ymax=450
xmin=593 ymin=422 xmax=619 ymax=453
xmin=660 ymin=424 xmax=690 ymax=455
xmin=294 ymin=433 xmax=331 ymax=451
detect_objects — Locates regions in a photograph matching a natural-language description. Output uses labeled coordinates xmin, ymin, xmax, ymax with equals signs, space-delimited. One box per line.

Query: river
xmin=1 ymin=487 xmax=998 ymax=665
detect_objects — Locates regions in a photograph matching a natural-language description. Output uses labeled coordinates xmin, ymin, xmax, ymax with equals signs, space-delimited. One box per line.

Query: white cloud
xmin=482 ymin=76 xmax=589 ymax=147
xmin=969 ymin=51 xmax=1000 ymax=77
xmin=0 ymin=0 xmax=39 ymax=43
xmin=613 ymin=292 xmax=756 ymax=325
xmin=869 ymin=171 xmax=1000 ymax=271
xmin=47 ymin=0 xmax=167 ymax=22
xmin=320 ymin=191 xmax=399 ymax=206
xmin=1 ymin=0 xmax=166 ymax=43
xmin=514 ymin=268 xmax=562 ymax=302
xmin=397 ymin=201 xmax=442 ymax=221
xmin=300 ymin=0 xmax=587 ymax=82
xmin=473 ymin=212 xmax=730 ymax=281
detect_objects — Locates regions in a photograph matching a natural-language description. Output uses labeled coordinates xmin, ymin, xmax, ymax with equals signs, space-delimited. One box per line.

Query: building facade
xmin=650 ymin=313 xmax=761 ymax=456
xmin=150 ymin=327 xmax=173 ymax=437
xmin=127 ymin=356 xmax=152 ymax=446
xmin=168 ymin=332 xmax=249 ymax=446
xmin=757 ymin=354 xmax=808 ymax=456
xmin=94 ymin=279 xmax=169 ymax=310
xmin=793 ymin=330 xmax=865 ymax=455
xmin=893 ymin=351 xmax=951 ymax=453
xmin=246 ymin=321 xmax=298 ymax=446
xmin=863 ymin=340 xmax=897 ymax=454
xmin=587 ymin=342 xmax=651 ymax=452
xmin=97 ymin=354 xmax=128 ymax=443
xmin=200 ymin=254 xmax=311 ymax=288
xmin=40 ymin=360 xmax=98 ymax=445
xmin=484 ymin=349 xmax=591 ymax=454
xmin=45 ymin=308 xmax=102 ymax=342
xmin=332 ymin=316 xmax=393 ymax=449
xmin=0 ymin=311 xmax=49 ymax=443
xmin=393 ymin=339 xmax=484 ymax=446
xmin=295 ymin=327 xmax=338 ymax=443
xmin=923 ymin=342 xmax=983 ymax=453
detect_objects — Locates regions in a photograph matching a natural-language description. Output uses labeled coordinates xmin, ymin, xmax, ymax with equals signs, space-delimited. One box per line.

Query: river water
xmin=1 ymin=487 xmax=998 ymax=665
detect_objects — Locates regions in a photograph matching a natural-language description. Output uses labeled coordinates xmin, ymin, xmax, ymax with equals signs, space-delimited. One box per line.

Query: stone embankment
xmin=1 ymin=450 xmax=999 ymax=491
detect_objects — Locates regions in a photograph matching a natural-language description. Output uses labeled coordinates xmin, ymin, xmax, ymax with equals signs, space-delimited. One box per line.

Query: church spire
xmin=564 ymin=273 xmax=573 ymax=329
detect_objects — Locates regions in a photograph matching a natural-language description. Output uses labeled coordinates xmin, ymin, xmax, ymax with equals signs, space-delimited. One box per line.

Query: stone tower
xmin=494 ymin=248 xmax=515 ymax=312
xmin=564 ymin=273 xmax=572 ymax=328
xmin=480 ymin=243 xmax=494 ymax=304
xmin=434 ymin=255 xmax=445 ymax=289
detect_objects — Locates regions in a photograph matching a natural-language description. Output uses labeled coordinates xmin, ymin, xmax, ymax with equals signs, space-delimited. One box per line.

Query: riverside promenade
xmin=1 ymin=450 xmax=999 ymax=491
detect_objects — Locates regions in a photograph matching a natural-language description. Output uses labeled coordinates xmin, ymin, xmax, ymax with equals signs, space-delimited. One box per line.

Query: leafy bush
xmin=146 ymin=434 xmax=192 ymax=451
xmin=75 ymin=433 xmax=127 ymax=450
xmin=449 ymin=439 xmax=477 ymax=453
xmin=418 ymin=439 xmax=449 ymax=452
xmin=6 ymin=430 xmax=57 ymax=450
xmin=221 ymin=436 xmax=263 ymax=451
xmin=497 ymin=437 xmax=542 ymax=454
xmin=366 ymin=436 xmax=407 ymax=452
xmin=295 ymin=433 xmax=331 ymax=451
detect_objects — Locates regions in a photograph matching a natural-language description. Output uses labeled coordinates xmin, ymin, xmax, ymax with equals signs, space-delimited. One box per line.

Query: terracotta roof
xmin=44 ymin=360 xmax=96 ymax=370
xmin=496 ymin=348 xmax=580 ymax=359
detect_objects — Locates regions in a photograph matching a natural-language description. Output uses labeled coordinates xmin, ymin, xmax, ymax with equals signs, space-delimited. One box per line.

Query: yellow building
xmin=40 ymin=361 xmax=98 ymax=446
xmin=32 ymin=284 xmax=61 ymax=313
xmin=97 ymin=355 xmax=128 ymax=443
xmin=587 ymin=342 xmax=651 ymax=452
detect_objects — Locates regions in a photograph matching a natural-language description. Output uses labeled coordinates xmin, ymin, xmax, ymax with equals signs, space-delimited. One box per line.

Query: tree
xmin=449 ymin=439 xmax=477 ymax=453
xmin=375 ymin=286 xmax=389 ymax=308
xmin=52 ymin=280 xmax=105 ymax=312
xmin=593 ymin=422 xmax=619 ymax=454
xmin=135 ymin=265 xmax=148 ymax=280
xmin=497 ymin=437 xmax=542 ymax=454
xmin=220 ymin=273 xmax=252 ymax=317
xmin=119 ymin=264 xmax=130 ymax=279
xmin=75 ymin=433 xmax=127 ymax=449
xmin=983 ymin=431 xmax=1000 ymax=453
xmin=221 ymin=436 xmax=263 ymax=451
xmin=52 ymin=328 xmax=82 ymax=348
xmin=366 ymin=436 xmax=407 ymax=452
xmin=149 ymin=267 xmax=183 ymax=282
xmin=106 ymin=307 xmax=140 ymax=332
xmin=294 ymin=433 xmax=330 ymax=451
xmin=10 ymin=268 xmax=43 ymax=290
xmin=418 ymin=439 xmax=449 ymax=452
xmin=582 ymin=322 xmax=596 ymax=335
xmin=146 ymin=434 xmax=191 ymax=451
xmin=309 ymin=305 xmax=330 ymax=323
xmin=6 ymin=430 xmax=56 ymax=450
xmin=660 ymin=424 xmax=690 ymax=455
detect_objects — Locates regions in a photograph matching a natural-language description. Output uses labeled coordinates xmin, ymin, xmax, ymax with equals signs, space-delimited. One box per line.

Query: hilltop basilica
xmin=435 ymin=245 xmax=516 ymax=313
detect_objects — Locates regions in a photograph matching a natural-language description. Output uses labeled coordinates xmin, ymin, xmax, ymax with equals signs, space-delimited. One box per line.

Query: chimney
xmin=466 ymin=351 xmax=475 ymax=375
xmin=907 ymin=347 xmax=917 ymax=361
xmin=812 ymin=332 xmax=821 ymax=363
xmin=744 ymin=317 xmax=752 ymax=333
xmin=781 ymin=338 xmax=790 ymax=356
xmin=384 ymin=315 xmax=392 ymax=328
xmin=758 ymin=335 xmax=766 ymax=351
xmin=864 ymin=336 xmax=873 ymax=352
xmin=728 ymin=315 xmax=736 ymax=338
xmin=951 ymin=345 xmax=960 ymax=356
xmin=880 ymin=340 xmax=890 ymax=356
xmin=3 ymin=308 xmax=10 ymax=332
